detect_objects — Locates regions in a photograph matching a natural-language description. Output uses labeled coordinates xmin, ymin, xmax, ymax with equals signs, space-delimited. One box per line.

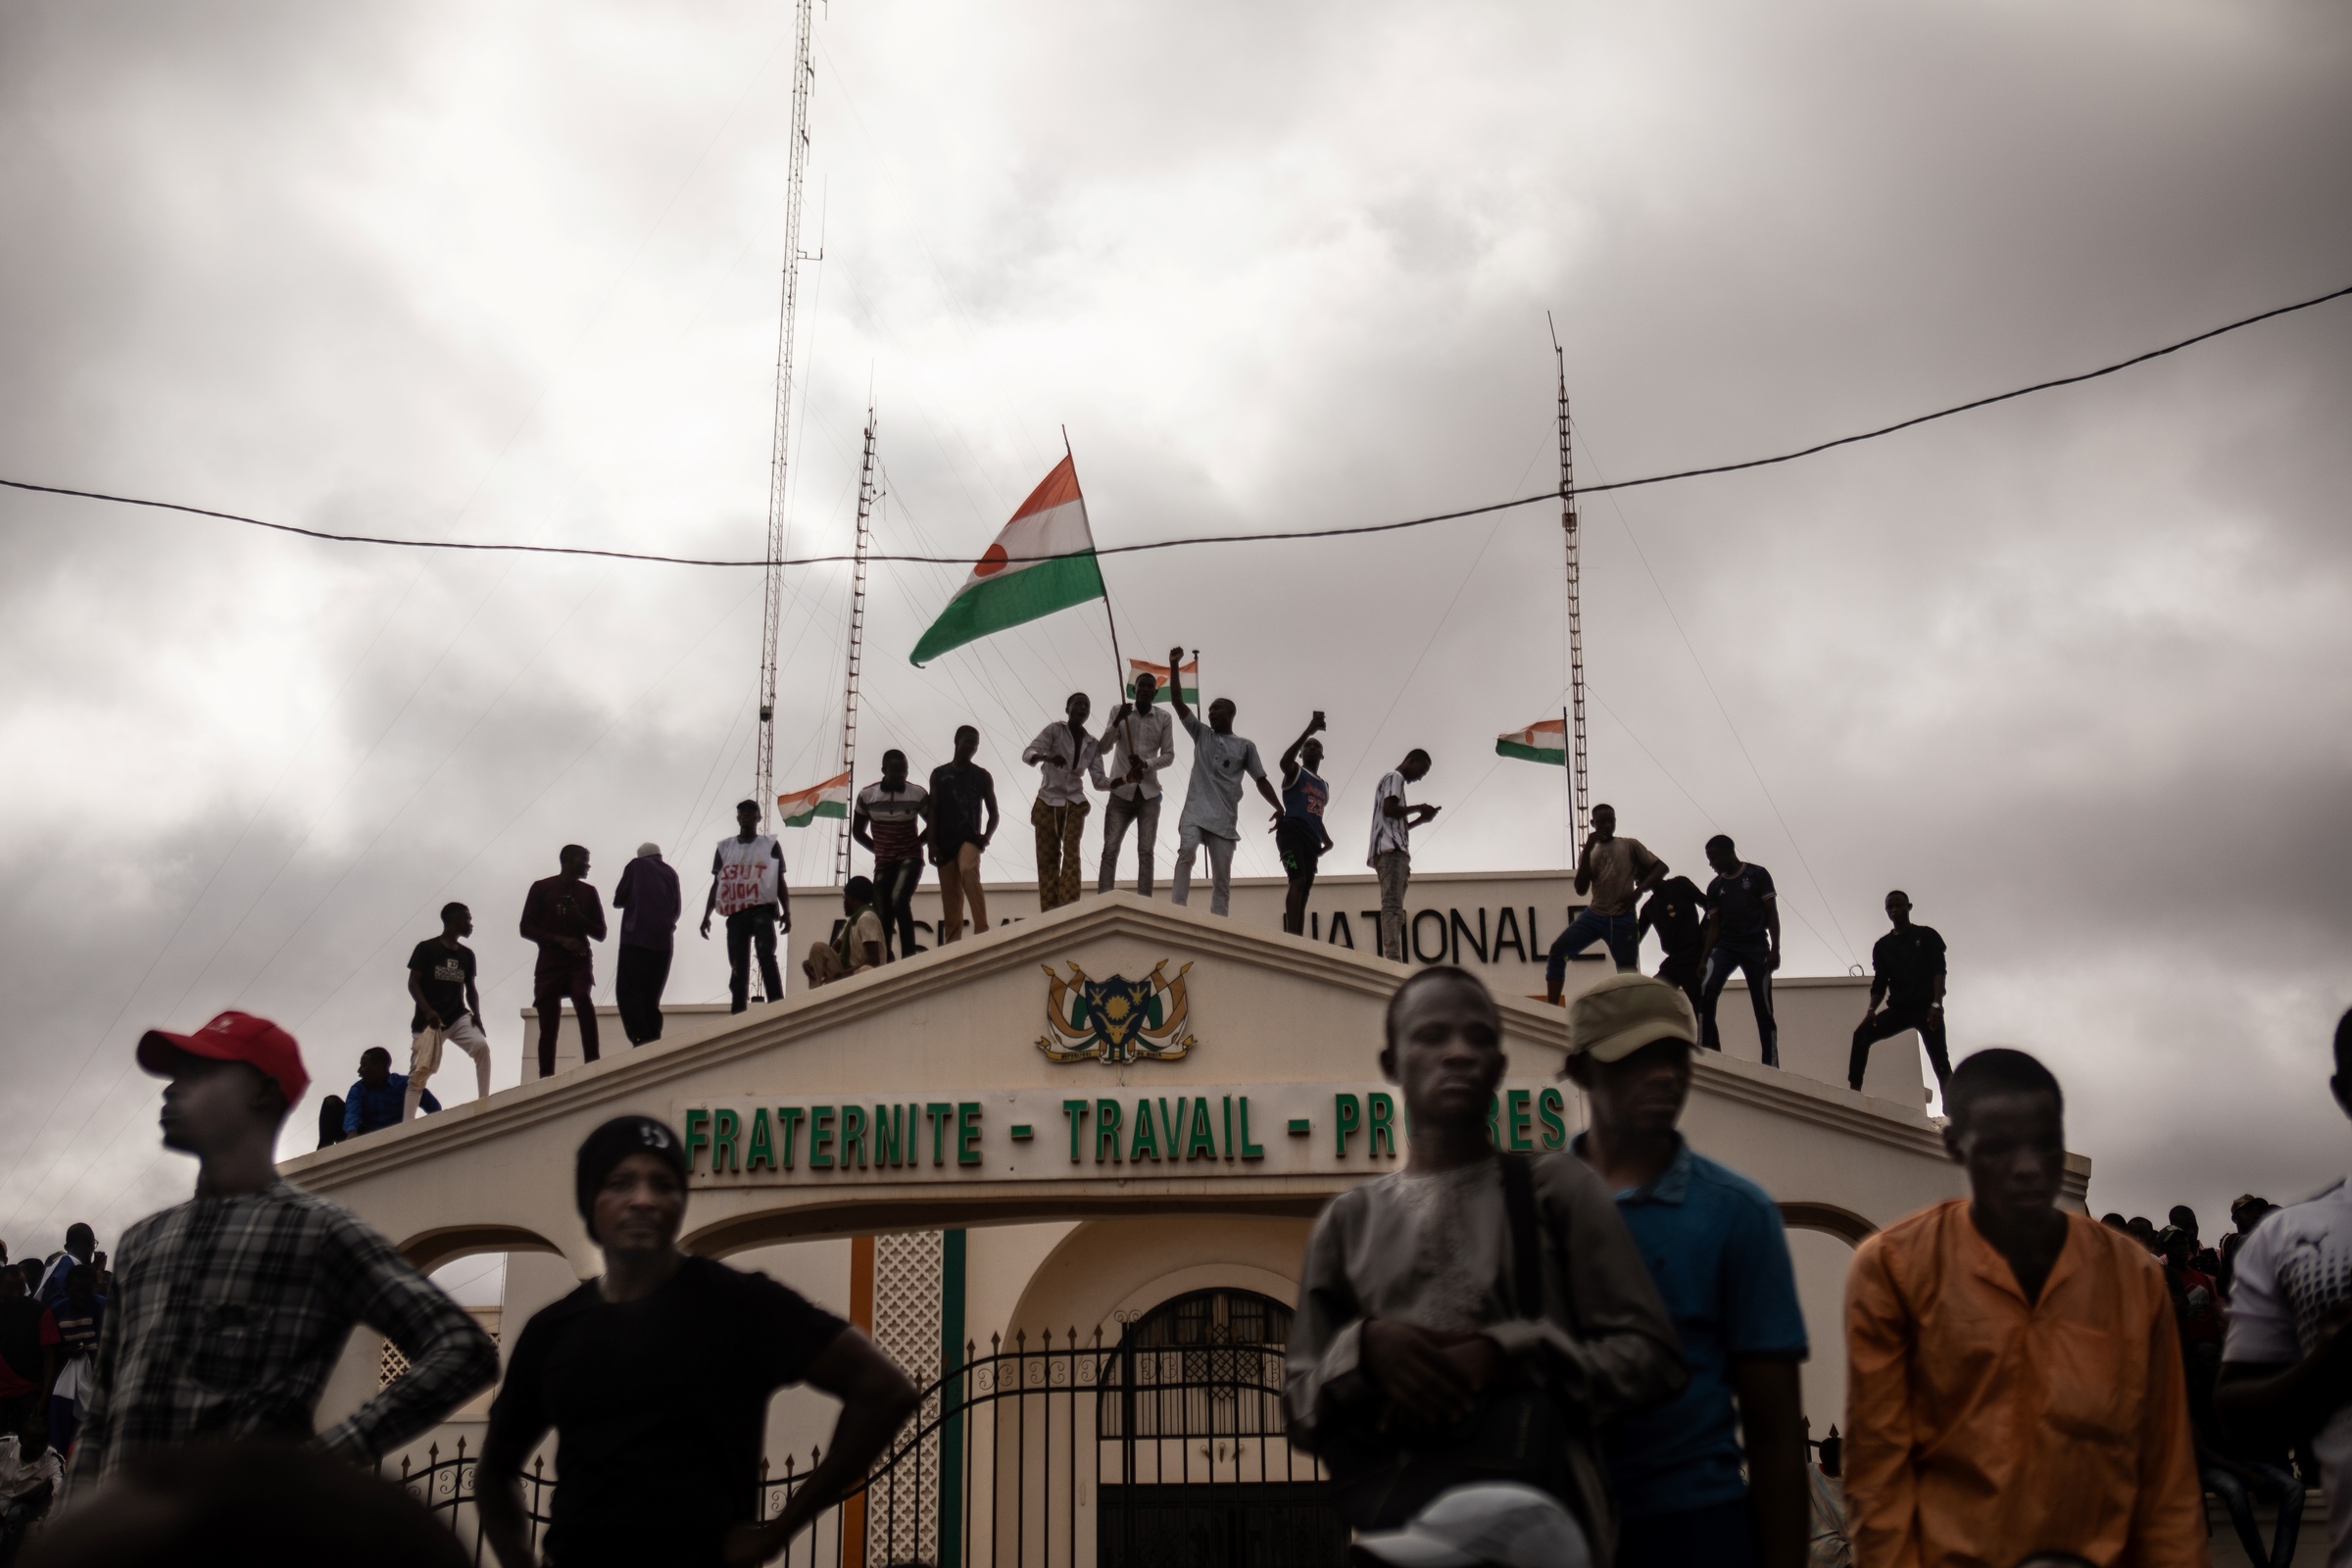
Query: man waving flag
xmin=910 ymin=454 xmax=1105 ymax=665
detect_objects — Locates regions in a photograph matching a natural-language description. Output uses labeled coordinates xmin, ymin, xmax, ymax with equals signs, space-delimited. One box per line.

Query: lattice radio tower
xmin=752 ymin=0 xmax=819 ymax=828
xmin=1549 ymin=317 xmax=1591 ymax=858
xmin=832 ymin=409 xmax=877 ymax=884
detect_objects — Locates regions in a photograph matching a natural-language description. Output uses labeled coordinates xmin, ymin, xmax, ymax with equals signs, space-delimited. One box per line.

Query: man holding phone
xmin=1369 ymin=750 xmax=1439 ymax=962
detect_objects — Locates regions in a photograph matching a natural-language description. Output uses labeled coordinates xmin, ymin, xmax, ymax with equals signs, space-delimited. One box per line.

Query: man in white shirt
xmin=700 ymin=801 xmax=790 ymax=1011
xmin=1092 ymin=672 xmax=1176 ymax=898
xmin=1368 ymin=751 xmax=1439 ymax=961
xmin=1166 ymin=646 xmax=1281 ymax=918
xmin=2219 ymin=1005 xmax=2352 ymax=1568
xmin=1023 ymin=693 xmax=1100 ymax=912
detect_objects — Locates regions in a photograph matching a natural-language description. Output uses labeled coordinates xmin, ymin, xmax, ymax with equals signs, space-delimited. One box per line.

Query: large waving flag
xmin=909 ymin=455 xmax=1105 ymax=666
xmin=1124 ymin=656 xmax=1198 ymax=704
xmin=777 ymin=770 xmax=852 ymax=827
xmin=1495 ymin=717 xmax=1568 ymax=765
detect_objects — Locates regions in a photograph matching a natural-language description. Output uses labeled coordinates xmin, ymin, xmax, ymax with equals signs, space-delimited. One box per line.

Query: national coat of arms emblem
xmin=1037 ymin=960 xmax=1196 ymax=1064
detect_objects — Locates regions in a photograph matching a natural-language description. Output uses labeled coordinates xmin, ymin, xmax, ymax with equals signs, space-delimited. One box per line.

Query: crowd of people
xmin=4 ymin=983 xmax=2349 ymax=1567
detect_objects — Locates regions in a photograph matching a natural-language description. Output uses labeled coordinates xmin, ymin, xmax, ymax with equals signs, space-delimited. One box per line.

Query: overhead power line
xmin=4 ymin=281 xmax=2344 ymax=569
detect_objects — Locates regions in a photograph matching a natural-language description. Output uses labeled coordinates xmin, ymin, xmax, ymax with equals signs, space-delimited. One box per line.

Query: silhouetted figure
xmin=612 ymin=846 xmax=681 ymax=1046
xmin=1545 ymin=806 xmax=1665 ymax=1001
xmin=1696 ymin=836 xmax=1780 ymax=1068
xmin=406 ymin=903 xmax=489 ymax=1115
xmin=927 ymin=730 xmax=999 ymax=943
xmin=521 ymin=845 xmax=607 ymax=1075
xmin=700 ymin=803 xmax=787 ymax=1011
xmin=1274 ymin=712 xmax=1334 ymax=937
xmin=1849 ymin=891 xmax=1948 ymax=1096
xmin=1637 ymin=875 xmax=1707 ymax=1018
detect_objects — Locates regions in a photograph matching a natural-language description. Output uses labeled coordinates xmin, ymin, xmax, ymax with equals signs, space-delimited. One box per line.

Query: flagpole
xmin=1063 ymin=429 xmax=1142 ymax=891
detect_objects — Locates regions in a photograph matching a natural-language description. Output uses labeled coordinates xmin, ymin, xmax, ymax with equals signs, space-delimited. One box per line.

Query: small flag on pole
xmin=1495 ymin=718 xmax=1568 ymax=765
xmin=1124 ymin=656 xmax=1198 ymax=704
xmin=777 ymin=770 xmax=852 ymax=827
xmin=909 ymin=454 xmax=1106 ymax=666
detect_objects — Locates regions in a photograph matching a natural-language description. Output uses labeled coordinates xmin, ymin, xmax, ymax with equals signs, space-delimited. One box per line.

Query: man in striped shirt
xmin=66 ymin=1011 xmax=497 ymax=1499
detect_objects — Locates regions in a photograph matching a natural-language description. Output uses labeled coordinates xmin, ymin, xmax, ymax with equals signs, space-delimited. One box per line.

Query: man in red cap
xmin=65 ymin=1011 xmax=498 ymax=1499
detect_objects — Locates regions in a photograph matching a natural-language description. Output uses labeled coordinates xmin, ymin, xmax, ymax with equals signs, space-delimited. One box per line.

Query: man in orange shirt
xmin=1844 ymin=1049 xmax=2207 ymax=1568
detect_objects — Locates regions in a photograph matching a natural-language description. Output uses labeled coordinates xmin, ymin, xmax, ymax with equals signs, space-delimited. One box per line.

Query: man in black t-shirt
xmin=1850 ymin=890 xmax=1950 ymax=1096
xmin=1697 ymin=835 xmax=1782 ymax=1068
xmin=1638 ymin=875 xmax=1707 ymax=1017
xmin=405 ymin=903 xmax=489 ymax=1119
xmin=928 ymin=725 xmax=1000 ymax=944
xmin=479 ymin=1117 xmax=916 ymax=1568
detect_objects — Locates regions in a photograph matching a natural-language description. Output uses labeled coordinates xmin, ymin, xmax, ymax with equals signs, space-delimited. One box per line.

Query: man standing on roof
xmin=1369 ymin=750 xmax=1440 ymax=961
xmin=1696 ymin=835 xmax=1781 ymax=1068
xmin=406 ymin=902 xmax=490 ymax=1116
xmin=852 ymin=750 xmax=928 ymax=959
xmin=1092 ymin=670 xmax=1176 ymax=899
xmin=700 ymin=802 xmax=788 ymax=1012
xmin=1849 ymin=890 xmax=1949 ymax=1097
xmin=521 ymin=845 xmax=607 ymax=1077
xmin=928 ymin=727 xmax=1000 ymax=943
xmin=1274 ymin=712 xmax=1334 ymax=936
xmin=1638 ymin=874 xmax=1708 ymax=1020
xmin=1545 ymin=805 xmax=1666 ymax=1003
xmin=1023 ymin=693 xmax=1098 ymax=913
xmin=611 ymin=844 xmax=681 ymax=1046
xmin=1167 ymin=646 xmax=1281 ymax=918
xmin=67 ymin=1012 xmax=496 ymax=1498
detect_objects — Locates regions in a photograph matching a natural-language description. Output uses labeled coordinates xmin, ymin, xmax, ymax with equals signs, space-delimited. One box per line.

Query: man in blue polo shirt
xmin=1563 ymin=973 xmax=1809 ymax=1568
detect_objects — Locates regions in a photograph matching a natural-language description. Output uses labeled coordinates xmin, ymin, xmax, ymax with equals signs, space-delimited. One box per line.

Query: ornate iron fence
xmin=385 ymin=1313 xmax=1346 ymax=1567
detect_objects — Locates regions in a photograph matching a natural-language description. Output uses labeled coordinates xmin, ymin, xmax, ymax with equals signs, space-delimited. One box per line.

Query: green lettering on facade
xmin=778 ymin=1105 xmax=805 ymax=1169
xmin=1366 ymin=1092 xmax=1396 ymax=1158
xmin=1506 ymin=1089 xmax=1534 ymax=1152
xmin=683 ymin=1108 xmax=710 ymax=1172
xmin=1334 ymin=1093 xmax=1362 ymax=1156
xmin=1237 ymin=1097 xmax=1264 ymax=1159
xmin=810 ymin=1105 xmax=836 ymax=1168
xmin=841 ymin=1104 xmax=868 ymax=1168
xmin=956 ymin=1102 xmax=982 ymax=1165
xmin=711 ymin=1108 xmax=741 ymax=1173
xmin=1095 ymin=1099 xmax=1124 ymax=1163
xmin=928 ymin=1102 xmax=954 ymax=1166
xmin=1061 ymin=1100 xmax=1089 ymax=1163
xmin=876 ymin=1104 xmax=903 ymax=1168
xmin=1537 ymin=1087 xmax=1567 ymax=1150
xmin=1128 ymin=1099 xmax=1160 ymax=1162
xmin=1222 ymin=1097 xmax=1234 ymax=1161
xmin=745 ymin=1108 xmax=776 ymax=1171
xmin=1186 ymin=1097 xmax=1218 ymax=1160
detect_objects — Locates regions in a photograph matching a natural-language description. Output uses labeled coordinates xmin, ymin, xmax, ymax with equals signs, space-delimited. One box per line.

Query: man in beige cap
xmin=1562 ymin=973 xmax=1809 ymax=1568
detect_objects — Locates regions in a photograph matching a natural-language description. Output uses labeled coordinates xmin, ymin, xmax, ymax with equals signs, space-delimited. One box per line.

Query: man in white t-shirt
xmin=1367 ymin=751 xmax=1438 ymax=962
xmin=2220 ymin=1004 xmax=2352 ymax=1567
xmin=700 ymin=800 xmax=790 ymax=1012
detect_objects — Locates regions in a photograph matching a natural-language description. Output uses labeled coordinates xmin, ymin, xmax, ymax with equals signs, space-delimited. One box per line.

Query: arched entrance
xmin=1097 ymin=1288 xmax=1348 ymax=1567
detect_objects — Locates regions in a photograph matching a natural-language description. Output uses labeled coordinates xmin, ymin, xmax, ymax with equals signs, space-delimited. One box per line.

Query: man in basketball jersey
xmin=700 ymin=800 xmax=790 ymax=1012
xmin=1274 ymin=712 xmax=1334 ymax=936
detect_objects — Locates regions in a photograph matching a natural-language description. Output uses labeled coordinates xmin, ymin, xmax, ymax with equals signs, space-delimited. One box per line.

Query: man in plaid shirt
xmin=66 ymin=1011 xmax=497 ymax=1496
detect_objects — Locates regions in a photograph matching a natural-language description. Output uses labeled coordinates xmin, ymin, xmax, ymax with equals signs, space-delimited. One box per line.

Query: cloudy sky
xmin=2 ymin=0 xmax=2347 ymax=1259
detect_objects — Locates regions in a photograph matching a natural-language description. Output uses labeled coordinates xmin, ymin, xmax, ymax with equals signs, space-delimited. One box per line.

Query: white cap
xmin=636 ymin=843 xmax=662 ymax=858
xmin=1351 ymin=1484 xmax=1590 ymax=1568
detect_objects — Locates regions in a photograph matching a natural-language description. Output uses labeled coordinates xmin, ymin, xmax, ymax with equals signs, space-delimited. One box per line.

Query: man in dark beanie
xmin=478 ymin=1116 xmax=917 ymax=1568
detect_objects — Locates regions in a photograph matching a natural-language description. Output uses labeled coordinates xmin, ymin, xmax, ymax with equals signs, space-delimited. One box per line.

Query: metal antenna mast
xmin=753 ymin=0 xmax=819 ymax=829
xmin=832 ymin=408 xmax=877 ymax=885
xmin=1549 ymin=316 xmax=1590 ymax=858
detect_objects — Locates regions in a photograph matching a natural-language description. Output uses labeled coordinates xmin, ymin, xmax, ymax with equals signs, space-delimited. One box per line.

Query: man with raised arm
xmin=1562 ymin=974 xmax=1809 ymax=1568
xmin=1544 ymin=805 xmax=1665 ymax=1002
xmin=480 ymin=1117 xmax=917 ymax=1568
xmin=700 ymin=802 xmax=788 ymax=1012
xmin=1844 ymin=1049 xmax=2203 ymax=1568
xmin=1286 ymin=966 xmax=1685 ymax=1561
xmin=1092 ymin=670 xmax=1176 ymax=898
xmin=67 ymin=1012 xmax=497 ymax=1498
xmin=1368 ymin=749 xmax=1439 ymax=961
xmin=1166 ymin=646 xmax=1280 ymax=918
xmin=1022 ymin=693 xmax=1099 ymax=912
xmin=1274 ymin=712 xmax=1335 ymax=936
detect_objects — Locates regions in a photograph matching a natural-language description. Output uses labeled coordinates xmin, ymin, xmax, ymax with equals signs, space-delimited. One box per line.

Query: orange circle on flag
xmin=973 ymin=543 xmax=1009 ymax=577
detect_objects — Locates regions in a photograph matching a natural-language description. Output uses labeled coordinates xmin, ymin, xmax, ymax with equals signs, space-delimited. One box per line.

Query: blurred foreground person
xmin=1349 ymin=1481 xmax=1592 ymax=1568
xmin=1286 ymin=967 xmax=1684 ymax=1562
xmin=2218 ymin=1006 xmax=2352 ymax=1568
xmin=67 ymin=1013 xmax=496 ymax=1497
xmin=27 ymin=1440 xmax=465 ymax=1568
xmin=1843 ymin=1049 xmax=2204 ymax=1568
xmin=1563 ymin=974 xmax=1809 ymax=1568
xmin=479 ymin=1118 xmax=917 ymax=1568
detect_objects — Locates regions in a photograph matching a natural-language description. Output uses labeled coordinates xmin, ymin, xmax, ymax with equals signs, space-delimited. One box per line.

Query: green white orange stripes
xmin=1495 ymin=717 xmax=1568 ymax=765
xmin=778 ymin=769 xmax=852 ymax=826
xmin=1124 ymin=656 xmax=1198 ymax=704
xmin=909 ymin=455 xmax=1106 ymax=665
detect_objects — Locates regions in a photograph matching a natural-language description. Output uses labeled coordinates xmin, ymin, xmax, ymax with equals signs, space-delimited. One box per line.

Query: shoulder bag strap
xmin=1498 ymin=1152 xmax=1543 ymax=1319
